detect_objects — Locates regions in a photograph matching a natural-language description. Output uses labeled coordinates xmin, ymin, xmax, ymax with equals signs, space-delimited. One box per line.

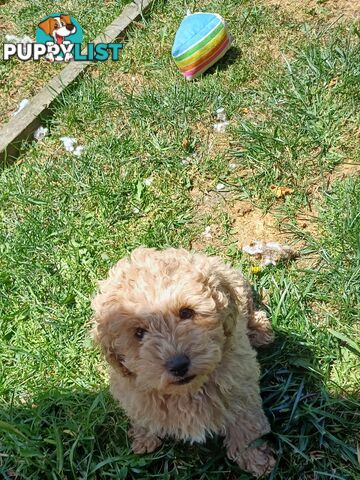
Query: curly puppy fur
xmin=92 ymin=247 xmax=275 ymax=477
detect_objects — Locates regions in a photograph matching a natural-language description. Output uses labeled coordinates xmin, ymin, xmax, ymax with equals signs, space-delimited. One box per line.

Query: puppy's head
xmin=92 ymin=247 xmax=244 ymax=394
xmin=38 ymin=15 xmax=76 ymax=43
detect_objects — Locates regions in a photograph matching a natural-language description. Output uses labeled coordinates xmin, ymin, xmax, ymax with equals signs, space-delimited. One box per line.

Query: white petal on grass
xmin=144 ymin=177 xmax=154 ymax=186
xmin=213 ymin=121 xmax=229 ymax=133
xmin=216 ymin=107 xmax=227 ymax=122
xmin=60 ymin=136 xmax=77 ymax=152
xmin=12 ymin=99 xmax=30 ymax=116
xmin=73 ymin=145 xmax=85 ymax=157
xmin=202 ymin=226 xmax=212 ymax=238
xmin=182 ymin=154 xmax=197 ymax=165
xmin=60 ymin=137 xmax=85 ymax=156
xmin=214 ymin=107 xmax=229 ymax=132
xmin=33 ymin=126 xmax=48 ymax=141
xmin=216 ymin=183 xmax=225 ymax=191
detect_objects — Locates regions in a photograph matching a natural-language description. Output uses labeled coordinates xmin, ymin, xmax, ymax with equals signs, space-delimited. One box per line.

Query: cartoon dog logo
xmin=4 ymin=14 xmax=121 ymax=63
xmin=37 ymin=14 xmax=80 ymax=62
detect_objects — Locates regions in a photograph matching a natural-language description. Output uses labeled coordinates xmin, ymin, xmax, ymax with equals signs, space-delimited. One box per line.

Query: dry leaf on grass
xmin=328 ymin=77 xmax=339 ymax=88
xmin=270 ymin=184 xmax=294 ymax=198
xmin=182 ymin=138 xmax=190 ymax=149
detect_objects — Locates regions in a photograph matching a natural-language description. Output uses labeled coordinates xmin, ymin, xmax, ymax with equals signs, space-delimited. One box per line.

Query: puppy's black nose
xmin=166 ymin=354 xmax=190 ymax=377
xmin=67 ymin=23 xmax=75 ymax=31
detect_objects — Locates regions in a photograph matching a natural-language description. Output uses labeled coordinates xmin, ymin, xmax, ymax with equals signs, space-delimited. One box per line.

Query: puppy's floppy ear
xmin=91 ymin=257 xmax=134 ymax=376
xmin=205 ymin=256 xmax=274 ymax=345
xmin=203 ymin=256 xmax=252 ymax=336
xmin=91 ymin=307 xmax=134 ymax=377
xmin=60 ymin=15 xmax=72 ymax=26
xmin=38 ymin=17 xmax=57 ymax=36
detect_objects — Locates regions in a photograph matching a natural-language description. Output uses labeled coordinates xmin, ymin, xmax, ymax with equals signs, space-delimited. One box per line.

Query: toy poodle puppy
xmin=91 ymin=247 xmax=275 ymax=476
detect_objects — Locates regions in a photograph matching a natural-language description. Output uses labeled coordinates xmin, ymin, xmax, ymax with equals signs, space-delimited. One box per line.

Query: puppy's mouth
xmin=173 ymin=375 xmax=196 ymax=385
xmin=54 ymin=32 xmax=64 ymax=44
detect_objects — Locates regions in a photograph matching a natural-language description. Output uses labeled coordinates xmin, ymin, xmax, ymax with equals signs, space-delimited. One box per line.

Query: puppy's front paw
xmin=230 ymin=443 xmax=275 ymax=477
xmin=128 ymin=426 xmax=162 ymax=454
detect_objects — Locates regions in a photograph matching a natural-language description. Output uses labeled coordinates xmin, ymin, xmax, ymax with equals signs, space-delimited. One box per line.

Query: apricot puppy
xmin=92 ymin=247 xmax=275 ymax=476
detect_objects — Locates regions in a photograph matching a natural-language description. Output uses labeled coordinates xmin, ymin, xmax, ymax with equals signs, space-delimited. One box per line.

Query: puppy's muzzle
xmin=166 ymin=354 xmax=190 ymax=377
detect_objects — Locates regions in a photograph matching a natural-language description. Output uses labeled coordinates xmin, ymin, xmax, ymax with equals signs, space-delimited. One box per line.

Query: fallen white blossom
xmin=214 ymin=107 xmax=229 ymax=133
xmin=144 ymin=177 xmax=154 ymax=186
xmin=242 ymin=240 xmax=297 ymax=266
xmin=12 ymin=99 xmax=30 ymax=116
xmin=60 ymin=137 xmax=85 ymax=157
xmin=216 ymin=107 xmax=227 ymax=122
xmin=73 ymin=145 xmax=85 ymax=157
xmin=216 ymin=183 xmax=225 ymax=191
xmin=182 ymin=153 xmax=197 ymax=165
xmin=33 ymin=126 xmax=48 ymax=141
xmin=60 ymin=136 xmax=77 ymax=152
xmin=202 ymin=226 xmax=212 ymax=238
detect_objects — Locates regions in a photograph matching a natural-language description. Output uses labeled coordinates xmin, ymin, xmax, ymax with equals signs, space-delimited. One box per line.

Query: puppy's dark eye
xmin=135 ymin=328 xmax=146 ymax=339
xmin=179 ymin=308 xmax=194 ymax=320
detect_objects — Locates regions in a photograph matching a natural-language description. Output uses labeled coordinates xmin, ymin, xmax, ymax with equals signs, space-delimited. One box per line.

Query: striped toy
xmin=172 ymin=12 xmax=233 ymax=80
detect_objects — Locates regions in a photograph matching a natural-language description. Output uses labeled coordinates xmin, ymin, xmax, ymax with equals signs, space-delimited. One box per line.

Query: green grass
xmin=1 ymin=0 xmax=359 ymax=478
xmin=229 ymin=33 xmax=360 ymax=210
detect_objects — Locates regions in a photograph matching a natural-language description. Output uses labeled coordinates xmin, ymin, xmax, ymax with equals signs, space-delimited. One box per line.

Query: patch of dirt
xmin=0 ymin=13 xmax=15 ymax=33
xmin=326 ymin=161 xmax=360 ymax=185
xmin=190 ymin=186 xmax=294 ymax=252
xmin=231 ymin=200 xmax=288 ymax=248
xmin=189 ymin=110 xmax=358 ymax=262
xmin=260 ymin=0 xmax=360 ymax=21
xmin=189 ymin=189 xmax=230 ymax=251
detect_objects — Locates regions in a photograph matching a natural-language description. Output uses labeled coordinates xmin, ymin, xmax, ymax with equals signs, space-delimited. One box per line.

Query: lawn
xmin=0 ymin=0 xmax=359 ymax=479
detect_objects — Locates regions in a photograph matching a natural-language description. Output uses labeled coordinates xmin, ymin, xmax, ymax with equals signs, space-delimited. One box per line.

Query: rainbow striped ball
xmin=172 ymin=12 xmax=233 ymax=81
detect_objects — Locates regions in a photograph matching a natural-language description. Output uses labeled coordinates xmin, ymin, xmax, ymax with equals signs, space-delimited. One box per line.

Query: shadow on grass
xmin=205 ymin=46 xmax=242 ymax=77
xmin=0 ymin=333 xmax=358 ymax=480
